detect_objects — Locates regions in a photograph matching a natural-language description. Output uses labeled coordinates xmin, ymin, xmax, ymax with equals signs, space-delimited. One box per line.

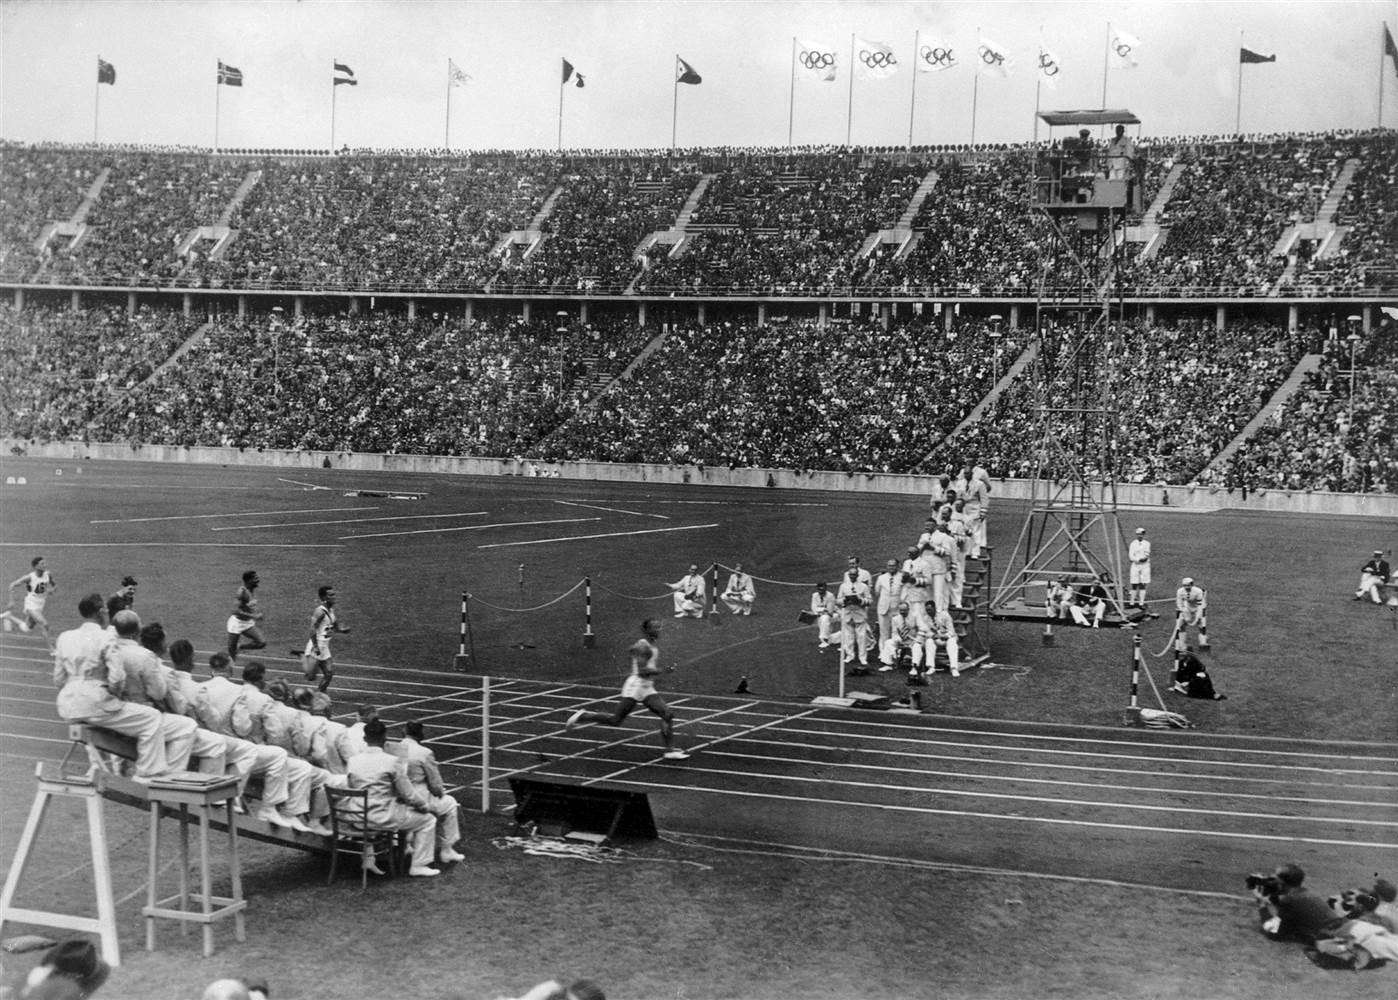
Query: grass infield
xmin=0 ymin=457 xmax=1395 ymax=999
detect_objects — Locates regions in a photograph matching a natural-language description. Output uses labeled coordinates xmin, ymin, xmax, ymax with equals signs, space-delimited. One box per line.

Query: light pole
xmin=1345 ymin=316 xmax=1361 ymax=424
xmin=988 ymin=314 xmax=1004 ymax=384
xmin=270 ymin=305 xmax=284 ymax=398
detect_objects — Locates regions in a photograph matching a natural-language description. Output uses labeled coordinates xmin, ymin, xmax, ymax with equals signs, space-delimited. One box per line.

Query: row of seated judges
xmin=51 ymin=594 xmax=462 ymax=877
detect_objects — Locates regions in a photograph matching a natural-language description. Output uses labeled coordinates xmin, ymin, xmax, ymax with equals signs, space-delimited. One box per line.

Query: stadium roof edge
xmin=1039 ymin=109 xmax=1141 ymax=126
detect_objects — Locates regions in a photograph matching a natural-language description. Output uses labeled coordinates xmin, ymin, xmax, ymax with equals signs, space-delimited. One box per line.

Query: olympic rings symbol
xmin=859 ymin=50 xmax=896 ymax=69
xmin=979 ymin=46 xmax=1005 ymax=66
xmin=1038 ymin=52 xmax=1060 ymax=75
xmin=800 ymin=50 xmax=836 ymax=69
xmin=919 ymin=45 xmax=955 ymax=68
xmin=1114 ymin=42 xmax=1133 ymax=58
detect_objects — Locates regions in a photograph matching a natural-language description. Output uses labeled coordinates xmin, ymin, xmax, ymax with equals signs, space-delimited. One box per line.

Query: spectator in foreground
xmin=487 ymin=979 xmax=606 ymax=1000
xmin=21 ymin=940 xmax=110 ymax=999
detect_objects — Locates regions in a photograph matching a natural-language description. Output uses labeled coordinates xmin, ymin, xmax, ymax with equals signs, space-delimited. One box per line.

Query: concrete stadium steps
xmin=1203 ymin=352 xmax=1324 ymax=474
xmin=917 ymin=340 xmax=1039 ymax=462
xmin=1119 ymin=161 xmax=1185 ymax=261
xmin=219 ymin=169 xmax=263 ymax=227
xmin=86 ymin=319 xmax=214 ymax=431
xmin=897 ymin=170 xmax=940 ymax=229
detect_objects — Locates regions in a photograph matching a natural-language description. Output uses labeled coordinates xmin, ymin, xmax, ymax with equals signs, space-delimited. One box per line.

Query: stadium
xmin=1 ymin=2 xmax=1396 ymax=999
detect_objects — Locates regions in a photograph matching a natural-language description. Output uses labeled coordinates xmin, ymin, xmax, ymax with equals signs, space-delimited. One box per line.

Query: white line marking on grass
xmin=0 ymin=542 xmax=344 ymax=548
xmin=505 ymin=776 xmax=1398 ymax=851
xmin=478 ymin=523 xmax=720 ymax=549
xmin=92 ymin=506 xmax=379 ymax=524
xmin=584 ymin=705 xmax=816 ymax=786
xmin=660 ymin=830 xmax=1249 ymax=901
xmin=212 ymin=511 xmax=487 ymax=531
xmin=345 ymin=516 xmax=600 ymax=540
xmin=277 ymin=477 xmax=330 ymax=490
xmin=583 ymin=499 xmax=828 ymax=507
xmin=556 ymin=499 xmax=669 ymax=519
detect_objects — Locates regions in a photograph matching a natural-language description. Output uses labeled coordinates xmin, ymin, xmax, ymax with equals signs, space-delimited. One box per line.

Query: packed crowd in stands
xmin=1214 ymin=324 xmax=1398 ymax=494
xmin=84 ymin=310 xmax=650 ymax=454
xmin=3 ymin=299 xmax=1394 ymax=493
xmin=0 ymin=303 xmax=201 ymax=439
xmin=936 ymin=317 xmax=1315 ymax=485
xmin=2 ymin=130 xmax=1391 ymax=296
xmin=537 ymin=315 xmax=1022 ymax=471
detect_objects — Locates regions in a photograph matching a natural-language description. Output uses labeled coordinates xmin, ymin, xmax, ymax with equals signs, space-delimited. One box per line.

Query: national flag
xmin=1385 ymin=23 xmax=1398 ymax=78
xmin=561 ymin=57 xmax=585 ymax=88
xmin=676 ymin=56 xmax=702 ymax=85
xmin=1109 ymin=28 xmax=1140 ymax=69
xmin=217 ymin=60 xmax=243 ymax=87
xmin=1037 ymin=45 xmax=1062 ymax=88
xmin=977 ymin=36 xmax=1012 ymax=77
xmin=1379 ymin=305 xmax=1398 ymax=322
xmin=854 ymin=37 xmax=897 ymax=80
xmin=915 ymin=35 xmax=958 ymax=73
xmin=1239 ymin=47 xmax=1275 ymax=64
xmin=448 ymin=59 xmax=471 ymax=86
xmin=97 ymin=58 xmax=116 ymax=85
xmin=334 ymin=61 xmax=357 ymax=86
xmin=796 ymin=38 xmax=838 ymax=81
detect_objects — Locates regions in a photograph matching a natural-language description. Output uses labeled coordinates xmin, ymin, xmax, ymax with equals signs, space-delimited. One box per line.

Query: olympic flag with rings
xmin=915 ymin=35 xmax=958 ymax=74
xmin=1037 ymin=45 xmax=1062 ymax=89
xmin=977 ymin=36 xmax=1013 ymax=78
xmin=1110 ymin=28 xmax=1141 ymax=70
xmin=796 ymin=38 xmax=838 ymax=82
xmin=854 ymin=37 xmax=898 ymax=80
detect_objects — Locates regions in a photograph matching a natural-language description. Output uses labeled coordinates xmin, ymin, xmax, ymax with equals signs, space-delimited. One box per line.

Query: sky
xmin=1 ymin=0 xmax=1395 ymax=151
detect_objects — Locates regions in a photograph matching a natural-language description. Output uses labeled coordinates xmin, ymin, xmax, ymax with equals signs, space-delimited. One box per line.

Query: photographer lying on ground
xmin=1250 ymin=864 xmax=1398 ymax=971
xmin=1249 ymin=863 xmax=1343 ymax=943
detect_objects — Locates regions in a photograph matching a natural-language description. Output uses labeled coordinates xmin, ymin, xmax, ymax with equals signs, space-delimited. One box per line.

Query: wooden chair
xmin=324 ymin=786 xmax=399 ymax=887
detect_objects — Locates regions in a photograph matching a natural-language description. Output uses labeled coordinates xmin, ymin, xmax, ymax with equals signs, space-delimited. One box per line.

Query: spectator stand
xmin=989 ymin=109 xmax=1143 ymax=632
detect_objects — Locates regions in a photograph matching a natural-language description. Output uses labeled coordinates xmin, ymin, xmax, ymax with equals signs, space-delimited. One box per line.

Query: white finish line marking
xmin=92 ymin=506 xmax=379 ymax=524
xmin=212 ymin=511 xmax=488 ymax=531
xmin=477 ymin=523 xmax=720 ymax=549
xmin=555 ymin=499 xmax=669 ymax=519
xmin=345 ymin=517 xmax=601 ymax=540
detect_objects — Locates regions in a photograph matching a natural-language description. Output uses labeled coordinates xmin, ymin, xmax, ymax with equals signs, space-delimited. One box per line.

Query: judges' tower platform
xmin=991 ymin=109 xmax=1145 ymax=632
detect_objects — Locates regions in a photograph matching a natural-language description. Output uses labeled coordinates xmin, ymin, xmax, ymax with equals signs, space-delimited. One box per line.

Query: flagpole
xmin=1235 ymin=32 xmax=1244 ymax=134
xmin=1380 ymin=23 xmax=1389 ymax=128
xmin=971 ymin=27 xmax=980 ymax=145
xmin=445 ymin=60 xmax=452 ymax=149
xmin=1101 ymin=21 xmax=1111 ymax=107
xmin=846 ymin=34 xmax=855 ymax=147
xmin=1033 ymin=27 xmax=1042 ymax=145
xmin=788 ymin=37 xmax=796 ymax=148
xmin=672 ymin=55 xmax=679 ymax=151
xmin=907 ymin=31 xmax=919 ymax=151
xmin=215 ymin=61 xmax=221 ymax=152
xmin=94 ymin=56 xmax=101 ymax=143
xmin=331 ymin=60 xmax=338 ymax=152
xmin=558 ymin=60 xmax=565 ymax=150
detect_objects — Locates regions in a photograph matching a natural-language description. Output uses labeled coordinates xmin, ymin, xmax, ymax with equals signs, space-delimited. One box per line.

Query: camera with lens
xmin=1245 ymin=873 xmax=1282 ymax=898
xmin=841 ymin=594 xmax=864 ymax=608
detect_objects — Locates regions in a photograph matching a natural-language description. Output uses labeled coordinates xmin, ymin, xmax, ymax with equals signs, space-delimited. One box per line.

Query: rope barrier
xmin=589 ymin=582 xmax=674 ymax=602
xmin=1149 ymin=619 xmax=1181 ymax=659
xmin=466 ymin=579 xmax=585 ymax=613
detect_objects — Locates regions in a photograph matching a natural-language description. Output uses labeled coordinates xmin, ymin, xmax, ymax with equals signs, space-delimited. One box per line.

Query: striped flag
xmin=796 ymin=38 xmax=838 ymax=81
xmin=334 ymin=61 xmax=357 ymax=85
xmin=915 ymin=35 xmax=958 ymax=73
xmin=561 ymin=57 xmax=585 ymax=88
xmin=217 ymin=60 xmax=243 ymax=87
xmin=448 ymin=59 xmax=471 ymax=86
xmin=97 ymin=58 xmax=116 ymax=85
xmin=854 ymin=37 xmax=898 ymax=79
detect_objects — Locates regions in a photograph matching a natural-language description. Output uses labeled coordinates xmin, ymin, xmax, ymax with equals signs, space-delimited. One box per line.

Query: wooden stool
xmin=142 ymin=775 xmax=245 ymax=957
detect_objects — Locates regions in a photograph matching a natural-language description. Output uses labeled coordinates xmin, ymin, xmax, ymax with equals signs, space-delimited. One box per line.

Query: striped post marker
xmin=454 ymin=592 xmax=471 ymax=670
xmin=1124 ymin=632 xmax=1143 ymax=726
xmin=709 ymin=563 xmax=722 ymax=624
xmin=480 ymin=675 xmax=491 ymax=812
xmin=582 ymin=576 xmax=595 ymax=648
